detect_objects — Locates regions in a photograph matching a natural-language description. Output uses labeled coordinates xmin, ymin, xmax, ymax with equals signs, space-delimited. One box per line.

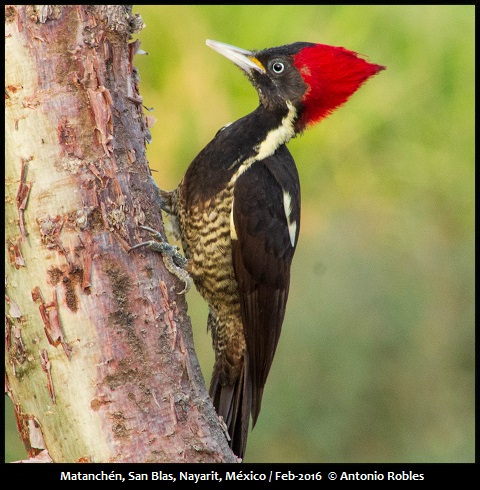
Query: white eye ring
xmin=271 ymin=61 xmax=285 ymax=74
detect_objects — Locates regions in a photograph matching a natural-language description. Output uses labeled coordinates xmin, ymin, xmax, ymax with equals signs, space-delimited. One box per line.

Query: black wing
xmin=231 ymin=144 xmax=300 ymax=425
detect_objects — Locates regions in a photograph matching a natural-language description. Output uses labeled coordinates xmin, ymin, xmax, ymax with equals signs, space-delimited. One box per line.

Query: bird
xmin=133 ymin=39 xmax=385 ymax=459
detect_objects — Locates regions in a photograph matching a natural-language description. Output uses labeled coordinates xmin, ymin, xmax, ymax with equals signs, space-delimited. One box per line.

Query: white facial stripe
xmin=254 ymin=101 xmax=297 ymax=161
xmin=283 ymin=190 xmax=297 ymax=247
xmin=233 ymin=101 xmax=297 ymax=180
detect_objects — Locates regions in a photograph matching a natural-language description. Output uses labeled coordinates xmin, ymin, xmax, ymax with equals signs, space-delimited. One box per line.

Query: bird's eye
xmin=271 ymin=61 xmax=285 ymax=74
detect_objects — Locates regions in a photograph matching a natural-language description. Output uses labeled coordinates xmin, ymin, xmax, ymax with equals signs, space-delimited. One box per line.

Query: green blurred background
xmin=5 ymin=5 xmax=474 ymax=463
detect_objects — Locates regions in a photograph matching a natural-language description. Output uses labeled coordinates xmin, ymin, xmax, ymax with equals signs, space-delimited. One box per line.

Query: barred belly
xmin=176 ymin=183 xmax=245 ymax=381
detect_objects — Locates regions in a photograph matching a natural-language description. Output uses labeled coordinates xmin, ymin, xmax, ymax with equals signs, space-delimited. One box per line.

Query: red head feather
xmin=293 ymin=44 xmax=385 ymax=129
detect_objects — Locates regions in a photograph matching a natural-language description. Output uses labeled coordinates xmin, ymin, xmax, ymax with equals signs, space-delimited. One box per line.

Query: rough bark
xmin=5 ymin=4 xmax=236 ymax=463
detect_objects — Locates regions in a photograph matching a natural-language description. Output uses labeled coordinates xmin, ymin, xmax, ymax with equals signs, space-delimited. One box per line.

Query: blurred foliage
xmin=5 ymin=5 xmax=474 ymax=463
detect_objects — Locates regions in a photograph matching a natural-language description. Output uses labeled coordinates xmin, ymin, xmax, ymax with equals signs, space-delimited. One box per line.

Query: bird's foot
xmin=129 ymin=226 xmax=191 ymax=294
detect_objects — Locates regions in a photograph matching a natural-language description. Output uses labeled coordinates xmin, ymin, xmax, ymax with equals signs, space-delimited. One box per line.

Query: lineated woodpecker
xmin=132 ymin=40 xmax=385 ymax=459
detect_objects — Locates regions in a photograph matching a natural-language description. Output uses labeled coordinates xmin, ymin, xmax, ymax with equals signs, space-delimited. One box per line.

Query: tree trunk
xmin=5 ymin=4 xmax=236 ymax=463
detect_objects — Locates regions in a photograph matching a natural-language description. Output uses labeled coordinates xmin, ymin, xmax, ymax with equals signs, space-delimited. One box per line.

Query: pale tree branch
xmin=5 ymin=4 xmax=236 ymax=463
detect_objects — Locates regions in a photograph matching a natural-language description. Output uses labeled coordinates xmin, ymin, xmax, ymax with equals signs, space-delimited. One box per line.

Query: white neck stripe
xmin=254 ymin=101 xmax=297 ymax=161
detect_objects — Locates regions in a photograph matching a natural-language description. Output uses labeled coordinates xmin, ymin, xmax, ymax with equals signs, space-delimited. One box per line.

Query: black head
xmin=207 ymin=40 xmax=312 ymax=112
xmin=206 ymin=39 xmax=385 ymax=132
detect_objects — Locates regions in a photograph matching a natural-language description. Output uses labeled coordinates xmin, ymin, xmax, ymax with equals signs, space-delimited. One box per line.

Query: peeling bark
xmin=5 ymin=5 xmax=236 ymax=463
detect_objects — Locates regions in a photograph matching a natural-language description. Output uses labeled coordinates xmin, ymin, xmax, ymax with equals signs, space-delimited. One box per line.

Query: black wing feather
xmin=231 ymin=145 xmax=300 ymax=426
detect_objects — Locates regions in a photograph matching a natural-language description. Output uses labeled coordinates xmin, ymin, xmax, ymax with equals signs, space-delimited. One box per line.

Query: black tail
xmin=209 ymin=353 xmax=253 ymax=460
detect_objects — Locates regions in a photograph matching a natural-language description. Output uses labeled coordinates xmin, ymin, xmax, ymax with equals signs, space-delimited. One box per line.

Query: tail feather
xmin=251 ymin=384 xmax=264 ymax=429
xmin=210 ymin=355 xmax=253 ymax=459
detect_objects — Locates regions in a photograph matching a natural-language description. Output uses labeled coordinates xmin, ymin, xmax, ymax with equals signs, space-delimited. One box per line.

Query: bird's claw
xmin=130 ymin=226 xmax=191 ymax=294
